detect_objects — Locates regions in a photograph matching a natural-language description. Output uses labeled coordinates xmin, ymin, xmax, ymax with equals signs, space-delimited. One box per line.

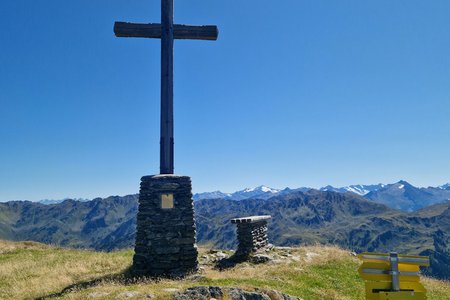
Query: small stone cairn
xmin=231 ymin=215 xmax=272 ymax=260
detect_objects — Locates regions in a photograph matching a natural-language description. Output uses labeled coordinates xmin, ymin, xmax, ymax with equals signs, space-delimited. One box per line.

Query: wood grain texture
xmin=160 ymin=0 xmax=174 ymax=175
xmin=114 ymin=22 xmax=218 ymax=40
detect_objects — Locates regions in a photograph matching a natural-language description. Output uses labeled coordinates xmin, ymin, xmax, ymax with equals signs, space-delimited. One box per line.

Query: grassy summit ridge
xmin=0 ymin=240 xmax=449 ymax=300
xmin=1 ymin=191 xmax=450 ymax=279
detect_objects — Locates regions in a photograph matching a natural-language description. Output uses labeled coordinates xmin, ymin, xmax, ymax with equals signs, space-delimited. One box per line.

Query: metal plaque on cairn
xmin=114 ymin=0 xmax=218 ymax=277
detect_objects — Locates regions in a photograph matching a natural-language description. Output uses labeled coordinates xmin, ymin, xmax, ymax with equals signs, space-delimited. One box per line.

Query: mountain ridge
xmin=8 ymin=181 xmax=448 ymax=212
xmin=192 ymin=181 xmax=450 ymax=211
xmin=0 ymin=190 xmax=449 ymax=279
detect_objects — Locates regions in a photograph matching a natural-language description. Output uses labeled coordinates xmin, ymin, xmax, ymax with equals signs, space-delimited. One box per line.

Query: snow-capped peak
xmin=260 ymin=185 xmax=280 ymax=193
xmin=438 ymin=183 xmax=450 ymax=190
xmin=320 ymin=184 xmax=385 ymax=196
xmin=241 ymin=186 xmax=279 ymax=194
xmin=194 ymin=185 xmax=283 ymax=201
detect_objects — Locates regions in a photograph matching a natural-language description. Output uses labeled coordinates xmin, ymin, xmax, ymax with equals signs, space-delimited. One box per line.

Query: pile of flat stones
xmin=231 ymin=215 xmax=272 ymax=260
xmin=133 ymin=175 xmax=198 ymax=277
xmin=173 ymin=286 xmax=301 ymax=300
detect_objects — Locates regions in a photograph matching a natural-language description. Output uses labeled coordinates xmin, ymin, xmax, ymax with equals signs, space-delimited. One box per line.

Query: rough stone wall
xmin=132 ymin=175 xmax=198 ymax=277
xmin=235 ymin=220 xmax=269 ymax=258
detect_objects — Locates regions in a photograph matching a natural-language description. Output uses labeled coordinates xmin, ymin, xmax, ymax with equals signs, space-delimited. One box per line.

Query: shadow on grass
xmin=34 ymin=267 xmax=156 ymax=299
xmin=214 ymin=254 xmax=248 ymax=270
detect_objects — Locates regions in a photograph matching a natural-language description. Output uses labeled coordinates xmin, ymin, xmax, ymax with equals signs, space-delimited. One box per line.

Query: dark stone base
xmin=234 ymin=221 xmax=269 ymax=260
xmin=132 ymin=175 xmax=198 ymax=277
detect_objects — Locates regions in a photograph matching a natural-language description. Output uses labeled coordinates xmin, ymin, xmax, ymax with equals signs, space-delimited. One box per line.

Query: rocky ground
xmin=173 ymin=286 xmax=299 ymax=300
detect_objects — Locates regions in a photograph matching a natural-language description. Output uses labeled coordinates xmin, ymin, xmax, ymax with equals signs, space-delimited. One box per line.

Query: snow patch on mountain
xmin=320 ymin=184 xmax=384 ymax=196
xmin=229 ymin=185 xmax=281 ymax=200
xmin=438 ymin=184 xmax=450 ymax=190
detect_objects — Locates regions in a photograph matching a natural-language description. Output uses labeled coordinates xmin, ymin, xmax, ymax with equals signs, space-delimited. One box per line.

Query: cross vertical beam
xmin=114 ymin=0 xmax=218 ymax=175
xmin=160 ymin=0 xmax=174 ymax=174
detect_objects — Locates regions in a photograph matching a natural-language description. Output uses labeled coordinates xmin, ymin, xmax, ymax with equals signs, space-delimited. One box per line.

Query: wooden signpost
xmin=358 ymin=252 xmax=430 ymax=300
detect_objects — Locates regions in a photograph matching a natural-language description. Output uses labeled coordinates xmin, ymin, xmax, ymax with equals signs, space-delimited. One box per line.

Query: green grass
xmin=0 ymin=240 xmax=448 ymax=300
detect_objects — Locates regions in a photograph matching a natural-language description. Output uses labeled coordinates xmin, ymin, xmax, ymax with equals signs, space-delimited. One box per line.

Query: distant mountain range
xmin=193 ymin=181 xmax=450 ymax=211
xmin=38 ymin=198 xmax=89 ymax=205
xmin=1 ymin=190 xmax=449 ymax=280
xmin=193 ymin=186 xmax=309 ymax=201
xmin=29 ymin=181 xmax=450 ymax=212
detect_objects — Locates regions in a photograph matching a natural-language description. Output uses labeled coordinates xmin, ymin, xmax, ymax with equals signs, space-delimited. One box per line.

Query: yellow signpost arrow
xmin=358 ymin=252 xmax=429 ymax=300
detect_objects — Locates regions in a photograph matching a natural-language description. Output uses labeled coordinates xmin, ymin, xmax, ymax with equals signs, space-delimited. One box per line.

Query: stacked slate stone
xmin=133 ymin=175 xmax=198 ymax=277
xmin=231 ymin=216 xmax=271 ymax=260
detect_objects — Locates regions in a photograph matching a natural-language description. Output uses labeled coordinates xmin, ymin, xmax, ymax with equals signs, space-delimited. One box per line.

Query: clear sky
xmin=1 ymin=0 xmax=449 ymax=201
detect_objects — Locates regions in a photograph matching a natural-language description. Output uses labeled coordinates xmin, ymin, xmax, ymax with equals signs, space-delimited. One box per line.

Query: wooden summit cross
xmin=114 ymin=0 xmax=218 ymax=174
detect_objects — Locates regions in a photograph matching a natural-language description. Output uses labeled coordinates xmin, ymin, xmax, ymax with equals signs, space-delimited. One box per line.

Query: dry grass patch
xmin=0 ymin=240 xmax=132 ymax=299
xmin=0 ymin=241 xmax=448 ymax=300
xmin=423 ymin=277 xmax=450 ymax=300
xmin=0 ymin=240 xmax=51 ymax=253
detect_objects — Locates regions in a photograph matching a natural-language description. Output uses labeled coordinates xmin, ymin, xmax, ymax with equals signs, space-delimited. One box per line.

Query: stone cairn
xmin=132 ymin=175 xmax=198 ymax=277
xmin=231 ymin=215 xmax=272 ymax=260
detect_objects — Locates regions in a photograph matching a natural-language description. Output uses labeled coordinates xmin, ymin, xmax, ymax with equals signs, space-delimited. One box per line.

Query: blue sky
xmin=1 ymin=0 xmax=449 ymax=201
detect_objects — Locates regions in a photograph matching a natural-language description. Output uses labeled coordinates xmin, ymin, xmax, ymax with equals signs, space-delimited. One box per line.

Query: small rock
xmin=88 ymin=292 xmax=110 ymax=298
xmin=251 ymin=255 xmax=272 ymax=264
xmin=227 ymin=288 xmax=271 ymax=300
xmin=175 ymin=287 xmax=299 ymax=300
xmin=163 ymin=288 xmax=180 ymax=293
xmin=263 ymin=290 xmax=284 ymax=300
xmin=118 ymin=291 xmax=140 ymax=298
xmin=173 ymin=286 xmax=223 ymax=300
xmin=275 ymin=246 xmax=293 ymax=250
xmin=270 ymin=259 xmax=284 ymax=264
xmin=216 ymin=252 xmax=227 ymax=259
xmin=305 ymin=252 xmax=319 ymax=261
xmin=262 ymin=289 xmax=300 ymax=300
xmin=146 ymin=294 xmax=155 ymax=299
xmin=188 ymin=274 xmax=206 ymax=281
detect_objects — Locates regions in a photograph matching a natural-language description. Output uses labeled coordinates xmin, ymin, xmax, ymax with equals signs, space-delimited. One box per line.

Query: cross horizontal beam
xmin=114 ymin=22 xmax=219 ymax=40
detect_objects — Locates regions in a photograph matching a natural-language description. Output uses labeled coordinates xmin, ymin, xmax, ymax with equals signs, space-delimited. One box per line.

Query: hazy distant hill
xmin=0 ymin=195 xmax=138 ymax=250
xmin=365 ymin=181 xmax=450 ymax=211
xmin=1 ymin=190 xmax=449 ymax=279
xmin=192 ymin=185 xmax=305 ymax=201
